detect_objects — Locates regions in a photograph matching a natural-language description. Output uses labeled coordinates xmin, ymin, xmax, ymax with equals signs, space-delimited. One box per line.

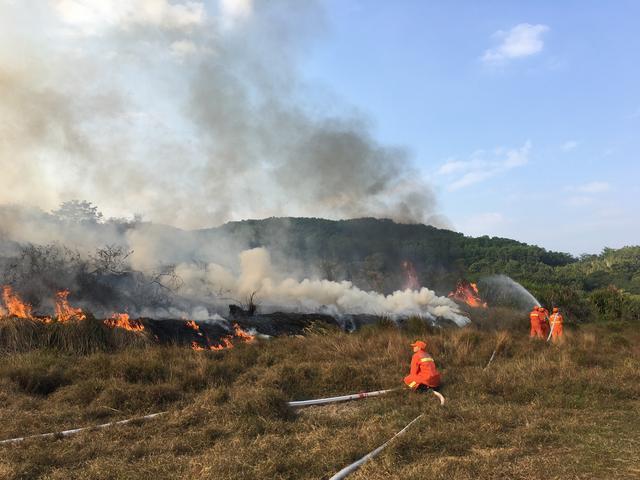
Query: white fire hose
xmin=546 ymin=321 xmax=556 ymax=342
xmin=0 ymin=412 xmax=166 ymax=445
xmin=484 ymin=349 xmax=498 ymax=370
xmin=287 ymin=389 xmax=397 ymax=407
xmin=1 ymin=387 xmax=444 ymax=447
xmin=288 ymin=388 xmax=445 ymax=407
xmin=328 ymin=414 xmax=424 ymax=480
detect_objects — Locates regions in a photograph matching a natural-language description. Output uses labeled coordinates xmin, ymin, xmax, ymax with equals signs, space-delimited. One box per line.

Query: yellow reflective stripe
xmin=408 ymin=381 xmax=417 ymax=388
xmin=420 ymin=358 xmax=434 ymax=363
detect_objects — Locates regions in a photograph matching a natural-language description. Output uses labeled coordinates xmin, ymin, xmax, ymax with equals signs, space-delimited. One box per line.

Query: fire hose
xmin=328 ymin=414 xmax=424 ymax=480
xmin=288 ymin=388 xmax=445 ymax=407
xmin=484 ymin=349 xmax=498 ymax=370
xmin=287 ymin=389 xmax=397 ymax=407
xmin=546 ymin=321 xmax=556 ymax=342
xmin=1 ymin=388 xmax=444 ymax=445
xmin=0 ymin=412 xmax=166 ymax=445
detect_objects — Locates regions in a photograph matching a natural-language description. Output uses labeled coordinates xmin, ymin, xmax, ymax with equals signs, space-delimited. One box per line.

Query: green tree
xmin=52 ymin=200 xmax=103 ymax=224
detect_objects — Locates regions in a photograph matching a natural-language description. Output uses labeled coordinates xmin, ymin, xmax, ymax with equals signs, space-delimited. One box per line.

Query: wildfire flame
xmin=1 ymin=286 xmax=33 ymax=319
xmin=233 ymin=323 xmax=255 ymax=342
xmin=401 ymin=261 xmax=420 ymax=290
xmin=190 ymin=322 xmax=255 ymax=351
xmin=54 ymin=290 xmax=86 ymax=322
xmin=448 ymin=280 xmax=488 ymax=308
xmin=208 ymin=337 xmax=235 ymax=351
xmin=104 ymin=313 xmax=144 ymax=332
xmin=185 ymin=320 xmax=203 ymax=336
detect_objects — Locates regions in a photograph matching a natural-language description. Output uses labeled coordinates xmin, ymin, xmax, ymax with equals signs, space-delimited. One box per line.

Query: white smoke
xmin=176 ymin=248 xmax=470 ymax=326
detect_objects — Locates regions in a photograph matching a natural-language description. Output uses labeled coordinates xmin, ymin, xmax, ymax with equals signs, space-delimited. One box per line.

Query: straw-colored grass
xmin=0 ymin=316 xmax=150 ymax=355
xmin=0 ymin=320 xmax=638 ymax=479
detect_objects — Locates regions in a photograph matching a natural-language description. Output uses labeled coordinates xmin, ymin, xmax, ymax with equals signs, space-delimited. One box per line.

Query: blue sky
xmin=301 ymin=1 xmax=640 ymax=253
xmin=1 ymin=0 xmax=638 ymax=255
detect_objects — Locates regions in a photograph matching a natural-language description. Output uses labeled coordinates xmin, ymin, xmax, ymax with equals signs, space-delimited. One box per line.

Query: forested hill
xmin=208 ymin=217 xmax=639 ymax=297
xmin=207 ymin=217 xmax=640 ymax=322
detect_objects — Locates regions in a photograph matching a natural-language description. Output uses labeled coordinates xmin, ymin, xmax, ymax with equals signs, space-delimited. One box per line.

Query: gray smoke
xmin=0 ymin=1 xmax=458 ymax=323
xmin=0 ymin=205 xmax=469 ymax=324
xmin=0 ymin=0 xmax=445 ymax=228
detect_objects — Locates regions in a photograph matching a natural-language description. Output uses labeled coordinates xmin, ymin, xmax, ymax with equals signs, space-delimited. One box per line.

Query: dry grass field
xmin=0 ymin=318 xmax=638 ymax=479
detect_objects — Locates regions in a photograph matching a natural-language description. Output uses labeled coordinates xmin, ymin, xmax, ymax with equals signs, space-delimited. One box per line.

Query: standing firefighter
xmin=538 ymin=306 xmax=550 ymax=338
xmin=529 ymin=306 xmax=544 ymax=339
xmin=548 ymin=307 xmax=564 ymax=341
xmin=404 ymin=340 xmax=441 ymax=391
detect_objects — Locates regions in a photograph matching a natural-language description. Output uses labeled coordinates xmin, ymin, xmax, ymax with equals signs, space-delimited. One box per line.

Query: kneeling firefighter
xmin=404 ymin=340 xmax=441 ymax=391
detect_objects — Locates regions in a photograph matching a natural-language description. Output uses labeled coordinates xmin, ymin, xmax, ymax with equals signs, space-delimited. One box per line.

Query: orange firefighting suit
xmin=404 ymin=350 xmax=441 ymax=389
xmin=529 ymin=309 xmax=544 ymax=338
xmin=539 ymin=308 xmax=550 ymax=337
xmin=549 ymin=312 xmax=564 ymax=340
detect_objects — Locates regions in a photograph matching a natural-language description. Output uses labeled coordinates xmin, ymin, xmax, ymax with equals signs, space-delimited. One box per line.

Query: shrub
xmin=589 ymin=286 xmax=640 ymax=322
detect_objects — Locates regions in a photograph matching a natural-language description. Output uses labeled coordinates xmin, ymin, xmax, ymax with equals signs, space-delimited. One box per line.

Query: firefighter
xmin=529 ymin=306 xmax=544 ymax=339
xmin=404 ymin=340 xmax=441 ymax=391
xmin=538 ymin=306 xmax=550 ymax=338
xmin=549 ymin=307 xmax=564 ymax=341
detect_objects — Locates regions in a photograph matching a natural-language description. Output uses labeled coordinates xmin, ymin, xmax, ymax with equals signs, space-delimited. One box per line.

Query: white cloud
xmin=458 ymin=212 xmax=506 ymax=237
xmin=220 ymin=0 xmax=253 ymax=20
xmin=571 ymin=181 xmax=610 ymax=194
xmin=220 ymin=0 xmax=253 ymax=28
xmin=565 ymin=182 xmax=610 ymax=207
xmin=566 ymin=195 xmax=593 ymax=207
xmin=561 ymin=140 xmax=578 ymax=151
xmin=53 ymin=0 xmax=206 ymax=35
xmin=482 ymin=23 xmax=549 ymax=64
xmin=437 ymin=141 xmax=531 ymax=191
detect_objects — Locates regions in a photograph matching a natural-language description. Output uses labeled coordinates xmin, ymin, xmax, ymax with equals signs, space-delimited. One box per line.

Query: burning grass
xmin=0 ymin=285 xmax=255 ymax=354
xmin=0 ymin=321 xmax=638 ymax=479
xmin=0 ymin=316 xmax=151 ymax=355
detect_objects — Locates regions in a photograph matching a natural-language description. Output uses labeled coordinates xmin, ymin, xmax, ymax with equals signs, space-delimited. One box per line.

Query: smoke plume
xmin=0 ymin=0 xmax=444 ymax=228
xmin=0 ymin=1 xmax=460 ymax=325
xmin=177 ymin=248 xmax=470 ymax=325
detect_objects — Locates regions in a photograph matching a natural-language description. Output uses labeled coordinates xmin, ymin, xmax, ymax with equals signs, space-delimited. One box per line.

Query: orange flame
xmin=233 ymin=323 xmax=255 ymax=342
xmin=401 ymin=261 xmax=420 ymax=290
xmin=191 ymin=337 xmax=233 ymax=351
xmin=190 ymin=323 xmax=255 ymax=351
xmin=104 ymin=313 xmax=144 ymax=332
xmin=185 ymin=319 xmax=204 ymax=338
xmin=209 ymin=337 xmax=235 ymax=350
xmin=54 ymin=290 xmax=86 ymax=322
xmin=448 ymin=281 xmax=488 ymax=308
xmin=1 ymin=286 xmax=33 ymax=319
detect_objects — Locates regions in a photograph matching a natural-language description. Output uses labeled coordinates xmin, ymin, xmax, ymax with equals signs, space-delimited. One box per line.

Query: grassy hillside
xmin=0 ymin=319 xmax=638 ymax=479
